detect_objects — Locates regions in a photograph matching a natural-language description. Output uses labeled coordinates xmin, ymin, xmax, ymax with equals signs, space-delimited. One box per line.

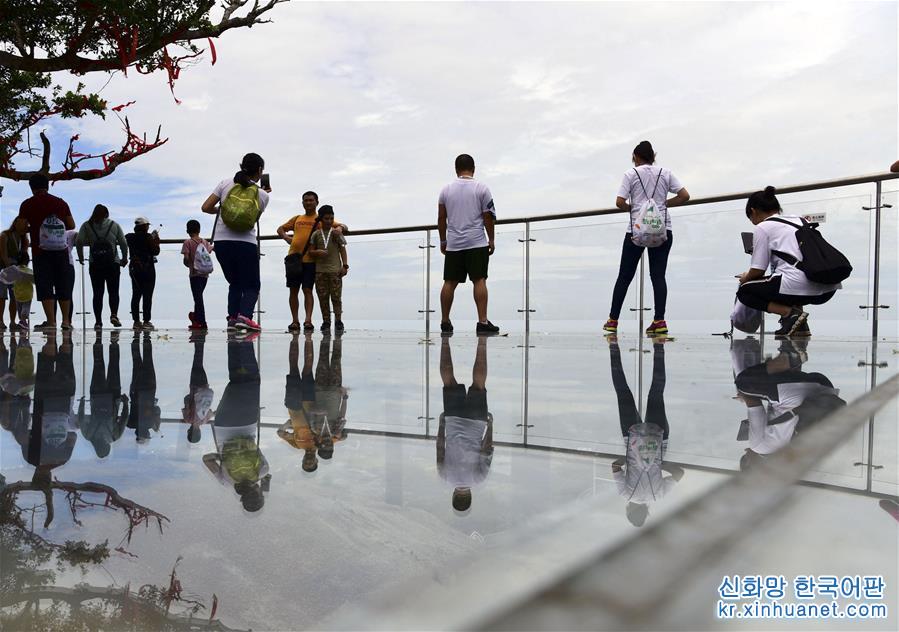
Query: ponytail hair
xmin=745 ymin=186 xmax=781 ymax=218
xmin=89 ymin=204 xmax=109 ymax=224
xmin=633 ymin=140 xmax=656 ymax=165
xmin=234 ymin=153 xmax=265 ymax=188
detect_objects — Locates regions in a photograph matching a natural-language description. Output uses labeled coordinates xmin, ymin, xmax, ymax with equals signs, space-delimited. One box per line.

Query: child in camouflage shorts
xmin=309 ymin=205 xmax=349 ymax=334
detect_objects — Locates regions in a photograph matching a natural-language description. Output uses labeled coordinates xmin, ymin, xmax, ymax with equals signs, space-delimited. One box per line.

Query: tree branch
xmin=0 ymin=1 xmax=289 ymax=74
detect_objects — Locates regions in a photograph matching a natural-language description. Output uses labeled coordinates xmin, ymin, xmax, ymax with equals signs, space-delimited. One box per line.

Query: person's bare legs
xmin=303 ymin=287 xmax=315 ymax=325
xmin=440 ymin=337 xmax=457 ymax=387
xmin=440 ymin=280 xmax=459 ymax=324
xmin=288 ymin=287 xmax=300 ymax=326
xmin=471 ymin=336 xmax=487 ymax=390
xmin=41 ymin=299 xmax=56 ymax=325
xmin=472 ymin=278 xmax=488 ymax=323
xmin=289 ymin=335 xmax=299 ymax=374
xmin=59 ymin=299 xmax=72 ymax=327
xmin=767 ymin=302 xmax=792 ymax=317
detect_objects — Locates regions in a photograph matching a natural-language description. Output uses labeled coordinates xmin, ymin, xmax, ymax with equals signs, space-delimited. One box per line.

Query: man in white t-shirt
xmin=737 ymin=188 xmax=840 ymax=336
xmin=437 ymin=154 xmax=499 ymax=336
xmin=437 ymin=336 xmax=493 ymax=514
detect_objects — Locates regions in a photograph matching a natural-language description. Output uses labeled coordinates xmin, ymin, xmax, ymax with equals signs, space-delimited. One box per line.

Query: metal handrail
xmin=158 ymin=171 xmax=899 ymax=243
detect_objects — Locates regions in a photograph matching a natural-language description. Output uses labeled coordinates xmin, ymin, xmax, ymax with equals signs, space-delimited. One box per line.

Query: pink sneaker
xmin=236 ymin=315 xmax=262 ymax=331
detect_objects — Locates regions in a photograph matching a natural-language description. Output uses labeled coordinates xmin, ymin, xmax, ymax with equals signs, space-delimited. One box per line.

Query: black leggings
xmin=609 ymin=231 xmax=673 ymax=321
xmin=609 ymin=342 xmax=668 ymax=438
xmin=129 ymin=264 xmax=155 ymax=322
xmin=89 ymin=264 xmax=120 ymax=321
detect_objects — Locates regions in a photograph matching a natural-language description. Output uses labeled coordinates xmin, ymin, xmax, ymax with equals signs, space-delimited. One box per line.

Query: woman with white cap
xmin=125 ymin=217 xmax=160 ymax=330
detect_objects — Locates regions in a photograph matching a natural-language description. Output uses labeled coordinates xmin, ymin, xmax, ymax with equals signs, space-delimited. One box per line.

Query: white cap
xmin=135 ymin=216 xmax=150 ymax=226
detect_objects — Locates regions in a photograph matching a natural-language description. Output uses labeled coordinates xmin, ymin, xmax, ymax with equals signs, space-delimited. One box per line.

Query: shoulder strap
xmin=765 ymin=216 xmax=806 ymax=229
xmin=650 ymin=168 xmax=664 ymax=197
xmin=633 ymin=168 xmax=650 ymax=198
xmin=300 ymin=218 xmax=321 ymax=257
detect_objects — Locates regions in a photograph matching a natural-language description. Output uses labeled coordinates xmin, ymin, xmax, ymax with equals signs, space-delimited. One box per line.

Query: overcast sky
xmin=2 ymin=1 xmax=896 ymax=229
xmin=0 ymin=1 xmax=896 ymax=326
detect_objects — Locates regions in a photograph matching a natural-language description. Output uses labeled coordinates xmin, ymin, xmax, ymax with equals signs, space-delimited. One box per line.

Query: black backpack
xmin=766 ymin=217 xmax=852 ymax=284
xmin=89 ymin=222 xmax=115 ymax=269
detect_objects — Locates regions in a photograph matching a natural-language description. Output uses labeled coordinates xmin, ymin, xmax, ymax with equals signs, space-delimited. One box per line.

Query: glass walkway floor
xmin=1 ymin=329 xmax=896 ymax=631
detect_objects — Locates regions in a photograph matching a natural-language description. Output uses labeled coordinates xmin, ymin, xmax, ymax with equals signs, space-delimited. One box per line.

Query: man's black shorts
xmin=443 ymin=384 xmax=488 ymax=421
xmin=286 ymin=260 xmax=316 ymax=290
xmin=443 ymin=247 xmax=489 ymax=283
xmin=284 ymin=372 xmax=316 ymax=410
xmin=33 ymin=251 xmax=73 ymax=302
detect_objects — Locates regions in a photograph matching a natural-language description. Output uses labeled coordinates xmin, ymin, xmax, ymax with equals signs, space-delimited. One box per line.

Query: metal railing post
xmin=418 ymin=230 xmax=435 ymax=342
xmin=78 ymin=263 xmax=89 ymax=330
xmin=861 ymin=184 xmax=891 ymax=339
xmin=517 ymin=222 xmax=536 ymax=333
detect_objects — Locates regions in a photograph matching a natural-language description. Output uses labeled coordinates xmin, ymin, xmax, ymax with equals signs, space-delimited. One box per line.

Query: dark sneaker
xmin=440 ymin=321 xmax=454 ymax=335
xmin=792 ymin=319 xmax=811 ymax=338
xmin=335 ymin=320 xmax=345 ymax=334
xmin=94 ymin=321 xmax=103 ymax=331
xmin=142 ymin=321 xmax=155 ymax=331
xmin=110 ymin=315 xmax=122 ymax=328
xmin=779 ymin=339 xmax=809 ymax=369
xmin=775 ymin=308 xmax=808 ymax=337
xmin=603 ymin=319 xmax=618 ymax=334
xmin=476 ymin=320 xmax=500 ymax=335
xmin=321 ymin=321 xmax=331 ymax=333
xmin=645 ymin=320 xmax=668 ymax=335
xmin=303 ymin=322 xmax=315 ymax=333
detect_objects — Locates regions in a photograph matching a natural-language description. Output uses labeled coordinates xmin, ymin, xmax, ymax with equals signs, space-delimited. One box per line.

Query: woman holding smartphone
xmin=201 ymin=153 xmax=271 ymax=331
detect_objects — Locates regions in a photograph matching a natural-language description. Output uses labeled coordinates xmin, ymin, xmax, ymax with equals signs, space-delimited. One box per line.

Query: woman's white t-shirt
xmin=617 ymin=165 xmax=683 ymax=233
xmin=750 ymin=215 xmax=841 ymax=296
xmin=211 ymin=178 xmax=270 ymax=244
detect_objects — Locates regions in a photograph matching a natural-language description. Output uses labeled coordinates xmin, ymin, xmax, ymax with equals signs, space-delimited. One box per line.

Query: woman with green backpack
xmin=76 ymin=204 xmax=128 ymax=329
xmin=201 ymin=152 xmax=271 ymax=331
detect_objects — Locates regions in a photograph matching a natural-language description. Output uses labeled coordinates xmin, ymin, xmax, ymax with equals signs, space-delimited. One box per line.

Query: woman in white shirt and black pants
xmin=737 ymin=187 xmax=839 ymax=336
xmin=604 ymin=141 xmax=690 ymax=336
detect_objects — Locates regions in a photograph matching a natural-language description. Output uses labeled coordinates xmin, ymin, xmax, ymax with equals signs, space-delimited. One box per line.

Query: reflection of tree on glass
xmin=437 ymin=337 xmax=494 ymax=514
xmin=127 ymin=332 xmax=159 ymax=443
xmin=182 ymin=332 xmax=214 ymax=443
xmin=607 ymin=336 xmax=683 ymax=527
xmin=279 ymin=334 xmax=320 ymax=472
xmin=79 ymin=332 xmax=128 ymax=458
xmin=732 ymin=338 xmax=845 ymax=470
xmin=204 ymin=334 xmax=270 ymax=512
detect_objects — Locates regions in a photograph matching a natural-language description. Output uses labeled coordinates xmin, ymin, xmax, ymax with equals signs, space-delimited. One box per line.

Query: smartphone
xmin=741 ymin=232 xmax=754 ymax=254
xmin=260 ymin=173 xmax=271 ymax=189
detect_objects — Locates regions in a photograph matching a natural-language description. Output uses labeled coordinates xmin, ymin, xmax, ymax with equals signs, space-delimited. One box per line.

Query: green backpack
xmin=220 ymin=183 xmax=260 ymax=232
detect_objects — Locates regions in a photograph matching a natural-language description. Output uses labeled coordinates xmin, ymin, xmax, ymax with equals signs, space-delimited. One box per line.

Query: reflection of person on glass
xmin=0 ymin=331 xmax=34 ymax=449
xmin=204 ymin=334 xmax=269 ymax=512
xmin=607 ymin=336 xmax=683 ymax=527
xmin=182 ymin=332 xmax=214 ymax=443
xmin=437 ymin=337 xmax=493 ymax=514
xmin=78 ymin=332 xmax=128 ymax=458
xmin=127 ymin=332 xmax=159 ymax=443
xmin=25 ymin=333 xmax=78 ymax=483
xmin=279 ymin=334 xmax=320 ymax=472
xmin=310 ymin=336 xmax=347 ymax=461
xmin=733 ymin=338 xmax=844 ymax=470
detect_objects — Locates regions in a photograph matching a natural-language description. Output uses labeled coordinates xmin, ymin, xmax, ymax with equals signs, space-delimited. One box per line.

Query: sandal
xmin=303 ymin=322 xmax=315 ymax=333
xmin=287 ymin=322 xmax=301 ymax=332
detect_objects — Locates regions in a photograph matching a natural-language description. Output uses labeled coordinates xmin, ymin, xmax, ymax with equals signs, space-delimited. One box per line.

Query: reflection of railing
xmin=141 ymin=171 xmax=899 ymax=336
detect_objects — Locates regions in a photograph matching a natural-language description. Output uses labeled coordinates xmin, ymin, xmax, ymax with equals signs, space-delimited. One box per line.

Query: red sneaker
xmin=645 ymin=320 xmax=668 ymax=335
xmin=236 ymin=315 xmax=262 ymax=332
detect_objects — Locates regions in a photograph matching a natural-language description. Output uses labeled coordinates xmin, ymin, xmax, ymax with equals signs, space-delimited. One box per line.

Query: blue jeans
xmin=609 ymin=231 xmax=673 ymax=321
xmin=189 ymin=276 xmax=208 ymax=323
xmin=214 ymin=241 xmax=260 ymax=319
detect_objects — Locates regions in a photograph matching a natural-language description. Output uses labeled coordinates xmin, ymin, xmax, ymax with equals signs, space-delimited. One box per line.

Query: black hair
xmin=234 ymin=481 xmax=264 ymax=512
xmin=633 ymin=141 xmax=656 ymax=165
xmin=89 ymin=204 xmax=109 ymax=224
xmin=452 ymin=488 xmax=472 ymax=511
xmin=187 ymin=425 xmax=201 ymax=443
xmin=233 ymin=153 xmax=265 ymax=188
xmin=317 ymin=204 xmax=334 ymax=218
xmin=302 ymin=191 xmax=319 ymax=202
xmin=745 ymin=186 xmax=781 ymax=218
xmin=186 ymin=219 xmax=201 ymax=235
xmin=28 ymin=173 xmax=49 ymax=191
xmin=455 ymin=154 xmax=475 ymax=173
